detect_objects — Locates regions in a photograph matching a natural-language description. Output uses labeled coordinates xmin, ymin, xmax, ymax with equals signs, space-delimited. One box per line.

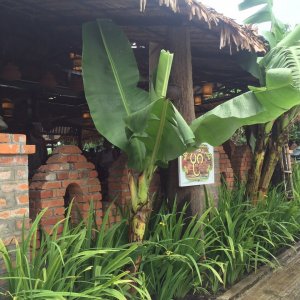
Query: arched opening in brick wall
xmin=64 ymin=183 xmax=83 ymax=223
xmin=29 ymin=145 xmax=102 ymax=233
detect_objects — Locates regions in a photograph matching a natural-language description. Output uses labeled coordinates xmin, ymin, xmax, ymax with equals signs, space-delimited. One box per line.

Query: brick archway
xmin=29 ymin=145 xmax=102 ymax=233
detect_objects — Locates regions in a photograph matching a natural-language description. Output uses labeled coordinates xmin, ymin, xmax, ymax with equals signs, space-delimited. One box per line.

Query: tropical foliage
xmin=82 ymin=11 xmax=300 ymax=241
xmin=140 ymin=185 xmax=300 ymax=299
xmin=2 ymin=185 xmax=300 ymax=299
xmin=0 ymin=206 xmax=150 ymax=300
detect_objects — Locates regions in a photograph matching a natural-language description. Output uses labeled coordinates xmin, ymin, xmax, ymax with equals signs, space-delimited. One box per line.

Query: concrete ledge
xmin=217 ymin=241 xmax=300 ymax=300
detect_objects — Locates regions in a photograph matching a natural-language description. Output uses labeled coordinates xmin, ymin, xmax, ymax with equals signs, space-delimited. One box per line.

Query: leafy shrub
xmin=0 ymin=205 xmax=150 ymax=300
xmin=140 ymin=185 xmax=300 ymax=299
xmin=139 ymin=202 xmax=223 ymax=300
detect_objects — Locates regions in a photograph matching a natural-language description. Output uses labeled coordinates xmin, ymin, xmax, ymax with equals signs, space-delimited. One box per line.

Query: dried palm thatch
xmin=140 ymin=0 xmax=266 ymax=53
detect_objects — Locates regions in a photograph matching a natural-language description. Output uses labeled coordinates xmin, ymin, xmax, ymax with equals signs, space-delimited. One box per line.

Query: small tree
xmin=82 ymin=18 xmax=300 ymax=241
xmin=238 ymin=0 xmax=300 ymax=200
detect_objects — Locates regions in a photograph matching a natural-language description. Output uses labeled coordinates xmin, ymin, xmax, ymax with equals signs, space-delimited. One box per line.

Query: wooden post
xmin=165 ymin=26 xmax=204 ymax=215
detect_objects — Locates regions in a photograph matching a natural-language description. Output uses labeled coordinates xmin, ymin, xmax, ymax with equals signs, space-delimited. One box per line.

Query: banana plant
xmin=82 ymin=18 xmax=300 ymax=240
xmin=82 ymin=19 xmax=195 ymax=241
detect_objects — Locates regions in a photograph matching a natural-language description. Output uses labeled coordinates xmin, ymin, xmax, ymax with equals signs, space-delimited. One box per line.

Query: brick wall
xmin=0 ymin=133 xmax=35 ymax=276
xmin=230 ymin=145 xmax=253 ymax=182
xmin=29 ymin=145 xmax=102 ymax=234
xmin=216 ymin=146 xmax=235 ymax=189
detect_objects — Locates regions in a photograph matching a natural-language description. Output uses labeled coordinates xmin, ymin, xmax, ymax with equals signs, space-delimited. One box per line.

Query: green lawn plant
xmin=0 ymin=205 xmax=150 ymax=300
xmin=82 ymin=17 xmax=300 ymax=241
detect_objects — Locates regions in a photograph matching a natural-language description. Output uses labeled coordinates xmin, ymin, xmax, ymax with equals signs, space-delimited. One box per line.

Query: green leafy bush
xmin=140 ymin=185 xmax=300 ymax=299
xmin=0 ymin=206 xmax=150 ymax=300
xmin=1 ymin=186 xmax=300 ymax=300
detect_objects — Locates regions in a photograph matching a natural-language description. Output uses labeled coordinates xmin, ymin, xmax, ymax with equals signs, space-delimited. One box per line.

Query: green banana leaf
xmin=83 ymin=18 xmax=300 ymax=171
xmin=126 ymin=98 xmax=195 ymax=170
xmin=192 ymin=25 xmax=300 ymax=146
xmin=82 ymin=19 xmax=149 ymax=152
xmin=82 ymin=20 xmax=194 ymax=171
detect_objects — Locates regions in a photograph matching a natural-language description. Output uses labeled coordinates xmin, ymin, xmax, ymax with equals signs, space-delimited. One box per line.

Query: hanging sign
xmin=178 ymin=143 xmax=214 ymax=187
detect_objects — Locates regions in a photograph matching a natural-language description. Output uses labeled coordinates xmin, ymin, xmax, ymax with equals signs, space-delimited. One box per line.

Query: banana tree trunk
xmin=258 ymin=139 xmax=281 ymax=199
xmin=258 ymin=108 xmax=300 ymax=198
xmin=246 ymin=124 xmax=271 ymax=203
xmin=128 ymin=171 xmax=152 ymax=242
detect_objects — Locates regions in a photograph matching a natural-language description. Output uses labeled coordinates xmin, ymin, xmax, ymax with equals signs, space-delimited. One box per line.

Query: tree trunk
xmin=246 ymin=124 xmax=270 ymax=204
xmin=165 ymin=26 xmax=204 ymax=215
xmin=258 ymin=138 xmax=281 ymax=199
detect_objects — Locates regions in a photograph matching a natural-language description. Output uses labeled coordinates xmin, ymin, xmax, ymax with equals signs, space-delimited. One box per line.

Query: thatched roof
xmin=0 ymin=0 xmax=267 ymax=135
xmin=141 ymin=0 xmax=266 ymax=53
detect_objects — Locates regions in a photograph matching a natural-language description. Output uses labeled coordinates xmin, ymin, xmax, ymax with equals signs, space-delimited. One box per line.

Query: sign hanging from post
xmin=178 ymin=143 xmax=214 ymax=187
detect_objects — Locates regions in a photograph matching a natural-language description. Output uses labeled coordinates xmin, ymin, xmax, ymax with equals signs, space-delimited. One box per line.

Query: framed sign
xmin=178 ymin=143 xmax=214 ymax=187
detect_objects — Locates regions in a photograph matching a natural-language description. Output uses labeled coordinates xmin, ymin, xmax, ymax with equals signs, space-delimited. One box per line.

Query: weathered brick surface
xmin=29 ymin=145 xmax=102 ymax=233
xmin=0 ymin=133 xmax=34 ymax=281
xmin=230 ymin=145 xmax=252 ymax=182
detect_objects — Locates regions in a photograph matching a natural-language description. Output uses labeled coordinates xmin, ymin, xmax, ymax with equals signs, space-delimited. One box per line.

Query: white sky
xmin=201 ymin=0 xmax=300 ymax=31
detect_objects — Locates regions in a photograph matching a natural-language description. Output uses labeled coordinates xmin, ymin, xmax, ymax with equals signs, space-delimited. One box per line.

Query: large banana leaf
xmin=126 ymin=98 xmax=195 ymax=170
xmin=82 ymin=20 xmax=194 ymax=171
xmin=82 ymin=19 xmax=149 ymax=152
xmin=125 ymin=50 xmax=195 ymax=170
xmin=192 ymin=25 xmax=300 ymax=146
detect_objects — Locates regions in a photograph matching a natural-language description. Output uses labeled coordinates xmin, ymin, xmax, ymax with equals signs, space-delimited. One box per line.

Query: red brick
xmin=16 ymin=219 xmax=30 ymax=230
xmin=1 ymin=184 xmax=15 ymax=192
xmin=40 ymin=217 xmax=62 ymax=226
xmin=15 ymin=168 xmax=28 ymax=179
xmin=0 ymin=156 xmax=14 ymax=164
xmin=0 ymin=170 xmax=12 ymax=180
xmin=12 ymin=134 xmax=26 ymax=143
xmin=56 ymin=172 xmax=69 ymax=180
xmin=62 ymin=180 xmax=80 ymax=188
xmin=89 ymin=185 xmax=101 ymax=192
xmin=0 ymin=198 xmax=7 ymax=207
xmin=0 ymin=144 xmax=20 ymax=154
xmin=14 ymin=156 xmax=28 ymax=165
xmin=73 ymin=162 xmax=94 ymax=170
xmin=18 ymin=183 xmax=29 ymax=190
xmin=36 ymin=198 xmax=64 ymax=208
xmin=32 ymin=172 xmax=56 ymax=181
xmin=30 ymin=190 xmax=53 ymax=199
xmin=77 ymin=203 xmax=90 ymax=211
xmin=11 ymin=207 xmax=29 ymax=217
xmin=0 ymin=211 xmax=10 ymax=219
xmin=16 ymin=194 xmax=29 ymax=204
xmin=78 ymin=170 xmax=90 ymax=178
xmin=70 ymin=171 xmax=81 ymax=179
xmin=67 ymin=155 xmax=86 ymax=163
xmin=88 ymin=193 xmax=102 ymax=201
xmin=52 ymin=189 xmax=66 ymax=197
xmin=42 ymin=224 xmax=64 ymax=235
xmin=0 ymin=134 xmax=10 ymax=143
xmin=53 ymin=146 xmax=82 ymax=155
xmin=87 ymin=178 xmax=100 ymax=185
xmin=42 ymin=181 xmax=62 ymax=190
xmin=53 ymin=207 xmax=65 ymax=216
xmin=89 ymin=170 xmax=98 ymax=178
xmin=46 ymin=154 xmax=68 ymax=164
xmin=39 ymin=164 xmax=69 ymax=172
xmin=21 ymin=145 xmax=35 ymax=154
